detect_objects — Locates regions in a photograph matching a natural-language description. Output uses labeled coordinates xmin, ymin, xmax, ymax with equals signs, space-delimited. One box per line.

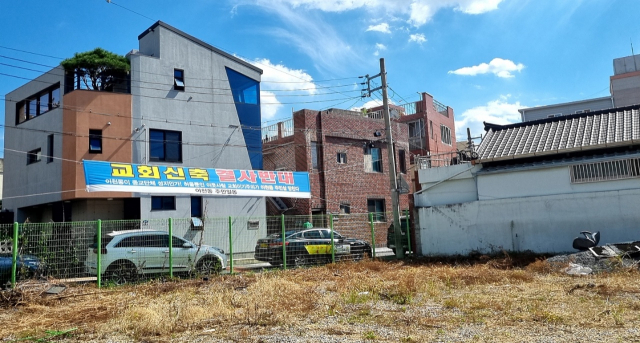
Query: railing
xmin=415 ymin=151 xmax=473 ymax=169
xmin=367 ymin=110 xmax=383 ymax=119
xmin=433 ymin=99 xmax=448 ymax=117
xmin=262 ymin=118 xmax=294 ymax=143
xmin=401 ymin=102 xmax=417 ymax=115
xmin=64 ymin=69 xmax=131 ymax=94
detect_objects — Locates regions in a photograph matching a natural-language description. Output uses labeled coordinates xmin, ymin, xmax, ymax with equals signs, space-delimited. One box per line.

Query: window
xmin=367 ymin=199 xmax=386 ymax=222
xmin=89 ymin=129 xmax=102 ymax=153
xmin=304 ymin=230 xmax=322 ymax=239
xmin=570 ymin=158 xmax=640 ymax=183
xmin=364 ymin=147 xmax=382 ymax=173
xmin=337 ymin=152 xmax=347 ymax=164
xmin=15 ymin=84 xmax=60 ymax=124
xmin=150 ymin=129 xmax=182 ymax=162
xmin=339 ymin=202 xmax=351 ymax=214
xmin=191 ymin=196 xmax=202 ymax=217
xmin=47 ymin=134 xmax=54 ymax=163
xmin=174 ymin=69 xmax=185 ymax=91
xmin=151 ymin=196 xmax=176 ymax=210
xmin=398 ymin=149 xmax=406 ymax=174
xmin=429 ymin=120 xmax=434 ymax=139
xmin=311 ymin=141 xmax=319 ymax=170
xmin=226 ymin=68 xmax=259 ymax=105
xmin=27 ymin=148 xmax=41 ymax=165
xmin=440 ymin=125 xmax=452 ymax=145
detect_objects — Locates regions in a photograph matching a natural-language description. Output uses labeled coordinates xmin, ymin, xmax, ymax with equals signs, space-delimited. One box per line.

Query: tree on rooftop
xmin=61 ymin=48 xmax=130 ymax=91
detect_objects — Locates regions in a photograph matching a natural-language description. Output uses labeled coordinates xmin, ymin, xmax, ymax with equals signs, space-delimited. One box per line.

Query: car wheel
xmin=294 ymin=254 xmax=309 ymax=266
xmin=196 ymin=257 xmax=222 ymax=276
xmin=105 ymin=261 xmax=137 ymax=285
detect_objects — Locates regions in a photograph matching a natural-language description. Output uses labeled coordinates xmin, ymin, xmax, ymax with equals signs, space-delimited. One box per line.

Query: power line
xmin=106 ymin=0 xmax=156 ymax=22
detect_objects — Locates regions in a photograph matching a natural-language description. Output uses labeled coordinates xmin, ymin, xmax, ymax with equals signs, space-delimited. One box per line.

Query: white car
xmin=85 ymin=229 xmax=226 ymax=284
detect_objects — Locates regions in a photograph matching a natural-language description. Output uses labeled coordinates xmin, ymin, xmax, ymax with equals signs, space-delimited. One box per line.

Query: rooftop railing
xmin=415 ymin=150 xmax=474 ymax=169
xmin=262 ymin=118 xmax=294 ymax=143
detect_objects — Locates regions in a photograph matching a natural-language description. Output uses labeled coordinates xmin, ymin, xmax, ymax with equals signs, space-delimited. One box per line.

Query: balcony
xmin=262 ymin=118 xmax=294 ymax=143
xmin=64 ymin=69 xmax=131 ymax=94
xmin=415 ymin=151 xmax=472 ymax=169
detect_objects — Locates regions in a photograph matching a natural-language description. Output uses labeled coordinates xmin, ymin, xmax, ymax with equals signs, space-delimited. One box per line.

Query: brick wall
xmin=263 ymin=108 xmax=411 ymax=217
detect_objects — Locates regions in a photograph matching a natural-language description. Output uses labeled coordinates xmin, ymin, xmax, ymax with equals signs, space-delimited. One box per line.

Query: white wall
xmin=418 ymin=188 xmax=640 ymax=255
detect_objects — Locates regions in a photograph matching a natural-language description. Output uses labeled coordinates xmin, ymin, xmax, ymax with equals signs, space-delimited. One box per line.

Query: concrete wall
xmin=613 ymin=55 xmax=640 ymax=75
xmin=131 ymin=24 xmax=265 ymax=221
xmin=418 ymin=188 xmax=640 ymax=255
xmin=611 ymin=71 xmax=640 ymax=107
xmin=3 ymin=67 xmax=65 ymax=217
xmin=520 ymin=97 xmax=613 ymax=122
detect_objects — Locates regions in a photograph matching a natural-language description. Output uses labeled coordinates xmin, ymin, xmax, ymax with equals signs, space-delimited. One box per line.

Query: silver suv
xmin=85 ymin=229 xmax=225 ymax=284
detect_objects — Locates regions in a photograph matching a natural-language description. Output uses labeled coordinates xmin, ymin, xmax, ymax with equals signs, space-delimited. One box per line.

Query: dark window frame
xmin=47 ymin=134 xmax=54 ymax=163
xmin=365 ymin=147 xmax=382 ymax=173
xmin=337 ymin=152 xmax=347 ymax=164
xmin=367 ymin=199 xmax=386 ymax=222
xmin=89 ymin=129 xmax=103 ymax=154
xmin=15 ymin=83 xmax=61 ymax=125
xmin=398 ymin=149 xmax=406 ymax=174
xmin=151 ymin=196 xmax=176 ymax=211
xmin=191 ymin=196 xmax=203 ymax=218
xmin=149 ymin=129 xmax=183 ymax=163
xmin=311 ymin=141 xmax=319 ymax=170
xmin=174 ymin=69 xmax=185 ymax=91
xmin=339 ymin=202 xmax=351 ymax=214
xmin=27 ymin=148 xmax=42 ymax=165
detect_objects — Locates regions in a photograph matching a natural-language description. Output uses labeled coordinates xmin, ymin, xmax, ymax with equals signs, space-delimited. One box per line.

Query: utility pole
xmin=361 ymin=58 xmax=404 ymax=259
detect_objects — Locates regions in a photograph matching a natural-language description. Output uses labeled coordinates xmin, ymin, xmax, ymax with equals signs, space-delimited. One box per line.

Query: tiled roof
xmin=476 ymin=104 xmax=640 ymax=162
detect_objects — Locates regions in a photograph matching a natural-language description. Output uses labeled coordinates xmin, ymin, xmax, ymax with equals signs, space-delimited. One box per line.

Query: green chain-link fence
xmin=1 ymin=212 xmax=411 ymax=288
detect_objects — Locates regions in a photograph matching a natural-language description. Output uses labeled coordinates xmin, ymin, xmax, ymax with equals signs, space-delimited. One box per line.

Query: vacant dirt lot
xmin=2 ymin=254 xmax=639 ymax=342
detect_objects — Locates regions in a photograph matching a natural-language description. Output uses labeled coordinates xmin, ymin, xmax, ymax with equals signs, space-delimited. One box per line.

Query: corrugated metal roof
xmin=477 ymin=105 xmax=640 ymax=162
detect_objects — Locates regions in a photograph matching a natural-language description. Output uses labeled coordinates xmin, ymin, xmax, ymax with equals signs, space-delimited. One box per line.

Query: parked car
xmin=387 ymin=216 xmax=411 ymax=255
xmin=85 ymin=229 xmax=226 ymax=284
xmin=254 ymin=228 xmax=372 ymax=266
xmin=0 ymin=254 xmax=44 ymax=287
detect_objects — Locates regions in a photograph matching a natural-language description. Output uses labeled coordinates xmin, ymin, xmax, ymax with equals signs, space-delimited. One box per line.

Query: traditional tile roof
xmin=476 ymin=104 xmax=640 ymax=162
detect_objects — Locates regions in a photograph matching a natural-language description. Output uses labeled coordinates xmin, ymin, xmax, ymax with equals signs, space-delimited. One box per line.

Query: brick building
xmin=368 ymin=92 xmax=457 ymax=166
xmin=262 ymin=108 xmax=411 ymax=221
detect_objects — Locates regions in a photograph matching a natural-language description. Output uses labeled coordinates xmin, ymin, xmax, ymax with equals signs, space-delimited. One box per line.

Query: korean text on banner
xmin=83 ymin=160 xmax=311 ymax=198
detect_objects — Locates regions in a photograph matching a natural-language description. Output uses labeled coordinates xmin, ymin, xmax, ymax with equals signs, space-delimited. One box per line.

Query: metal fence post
xmin=168 ymin=218 xmax=173 ymax=278
xmin=404 ymin=209 xmax=411 ymax=256
xmin=369 ymin=213 xmax=376 ymax=259
xmin=97 ymin=220 xmax=102 ymax=288
xmin=330 ymin=214 xmax=335 ymax=264
xmin=281 ymin=214 xmax=287 ymax=270
xmin=11 ymin=222 xmax=18 ymax=288
xmin=228 ymin=216 xmax=233 ymax=274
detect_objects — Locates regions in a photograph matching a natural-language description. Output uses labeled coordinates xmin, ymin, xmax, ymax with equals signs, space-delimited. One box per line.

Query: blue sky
xmin=1 ymin=0 xmax=639 ymax=157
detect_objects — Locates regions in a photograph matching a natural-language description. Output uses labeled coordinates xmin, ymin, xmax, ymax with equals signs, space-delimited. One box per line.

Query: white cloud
xmin=366 ymin=23 xmax=391 ymax=33
xmin=254 ymin=1 xmax=364 ymax=74
xmin=455 ymin=95 xmax=524 ymax=138
xmin=408 ymin=33 xmax=426 ymax=44
xmin=449 ymin=58 xmax=525 ymax=78
xmin=374 ymin=42 xmax=387 ymax=56
xmin=250 ymin=58 xmax=317 ymax=120
xmin=350 ymin=99 xmax=396 ymax=112
xmin=260 ymin=0 xmax=504 ymax=27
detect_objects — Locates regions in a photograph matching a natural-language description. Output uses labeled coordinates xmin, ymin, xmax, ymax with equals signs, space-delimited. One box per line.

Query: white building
xmin=415 ymin=104 xmax=640 ymax=255
xmin=519 ymin=55 xmax=640 ymax=122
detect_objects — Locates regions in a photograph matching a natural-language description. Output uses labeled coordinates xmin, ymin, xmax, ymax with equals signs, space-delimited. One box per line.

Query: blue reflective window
xmin=89 ymin=129 xmax=102 ymax=154
xmin=226 ymin=67 xmax=262 ymax=170
xmin=149 ymin=129 xmax=182 ymax=162
xmin=152 ymin=196 xmax=175 ymax=210
xmin=227 ymin=68 xmax=258 ymax=105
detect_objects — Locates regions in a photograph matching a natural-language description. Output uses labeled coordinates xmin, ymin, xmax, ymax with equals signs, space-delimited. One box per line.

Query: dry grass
xmin=1 ymin=255 xmax=639 ymax=342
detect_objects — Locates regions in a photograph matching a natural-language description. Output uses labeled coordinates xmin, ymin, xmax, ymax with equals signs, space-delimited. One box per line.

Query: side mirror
xmin=182 ymin=242 xmax=192 ymax=249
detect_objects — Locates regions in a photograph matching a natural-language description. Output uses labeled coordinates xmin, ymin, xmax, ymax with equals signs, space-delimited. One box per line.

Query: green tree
xmin=61 ymin=48 xmax=130 ymax=91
